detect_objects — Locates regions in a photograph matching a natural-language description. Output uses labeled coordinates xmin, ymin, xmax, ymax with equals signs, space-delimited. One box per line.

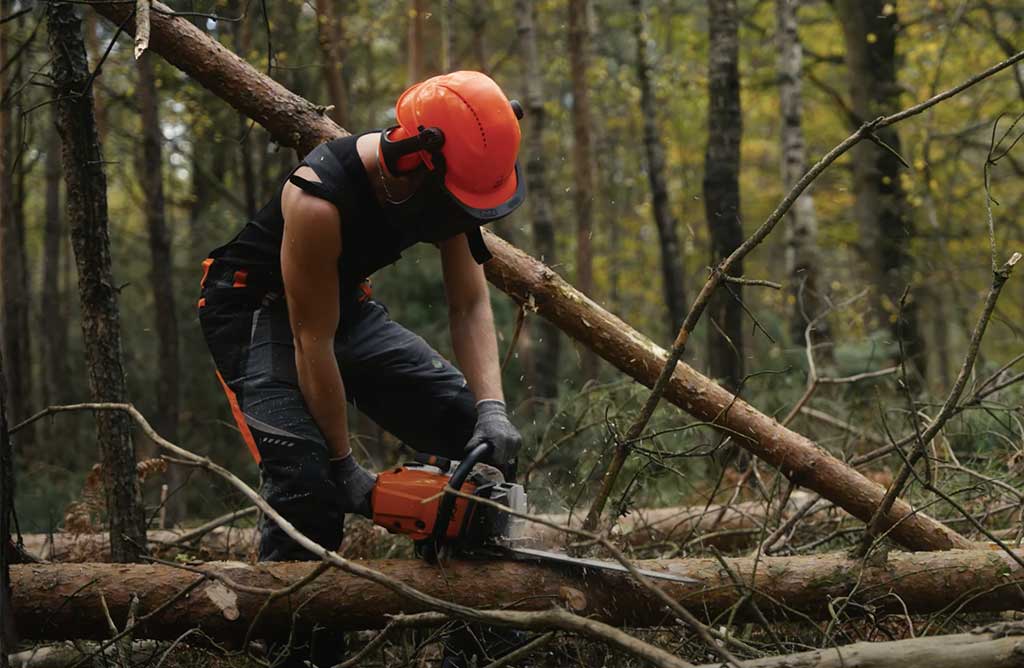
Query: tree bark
xmin=776 ymin=0 xmax=827 ymax=347
xmin=833 ymin=0 xmax=924 ymax=381
xmin=136 ymin=52 xmax=183 ymax=526
xmin=516 ymin=0 xmax=561 ymax=400
xmin=315 ymin=0 xmax=349 ymax=128
xmin=695 ymin=629 xmax=1024 ymax=668
xmin=704 ymin=0 xmax=744 ymax=392
xmin=48 ymin=1 xmax=147 ymax=563
xmin=633 ymin=0 xmax=687 ymax=334
xmin=12 ymin=548 xmax=1024 ymax=639
xmin=83 ymin=0 xmax=971 ymax=552
xmin=568 ymin=0 xmax=598 ymax=379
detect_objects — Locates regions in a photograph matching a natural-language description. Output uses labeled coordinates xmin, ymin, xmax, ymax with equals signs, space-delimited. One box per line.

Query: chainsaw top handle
xmin=427 ymin=441 xmax=493 ymax=551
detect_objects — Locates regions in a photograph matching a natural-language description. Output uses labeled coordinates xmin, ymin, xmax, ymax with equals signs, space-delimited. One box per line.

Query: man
xmin=198 ymin=71 xmax=525 ymax=666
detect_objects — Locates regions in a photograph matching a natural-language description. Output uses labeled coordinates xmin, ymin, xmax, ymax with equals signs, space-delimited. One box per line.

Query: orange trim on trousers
xmin=215 ymin=370 xmax=261 ymax=463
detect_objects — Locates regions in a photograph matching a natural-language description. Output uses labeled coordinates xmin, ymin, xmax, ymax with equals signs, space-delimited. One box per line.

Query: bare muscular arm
xmin=281 ymin=166 xmax=351 ymax=458
xmin=440 ymin=234 xmax=504 ymax=403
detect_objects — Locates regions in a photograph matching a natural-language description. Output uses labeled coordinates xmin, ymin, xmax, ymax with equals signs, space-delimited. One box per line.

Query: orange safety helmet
xmin=380 ymin=71 xmax=526 ymax=222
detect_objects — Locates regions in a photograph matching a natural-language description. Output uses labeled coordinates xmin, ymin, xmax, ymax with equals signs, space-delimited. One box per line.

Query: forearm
xmin=294 ymin=346 xmax=351 ymax=458
xmin=450 ymin=297 xmax=504 ymax=403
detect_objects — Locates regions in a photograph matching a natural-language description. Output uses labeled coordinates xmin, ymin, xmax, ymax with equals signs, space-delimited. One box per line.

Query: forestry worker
xmin=197 ymin=71 xmax=525 ymax=666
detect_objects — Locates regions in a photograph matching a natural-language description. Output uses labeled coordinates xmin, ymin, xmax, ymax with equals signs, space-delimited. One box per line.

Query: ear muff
xmin=379 ymin=125 xmax=445 ymax=176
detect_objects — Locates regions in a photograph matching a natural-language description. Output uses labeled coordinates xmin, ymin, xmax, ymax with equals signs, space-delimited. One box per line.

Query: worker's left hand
xmin=465 ymin=399 xmax=522 ymax=468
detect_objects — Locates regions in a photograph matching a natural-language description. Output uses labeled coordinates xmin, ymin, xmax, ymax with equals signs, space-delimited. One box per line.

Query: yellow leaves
xmin=882 ymin=3 xmax=895 ymax=16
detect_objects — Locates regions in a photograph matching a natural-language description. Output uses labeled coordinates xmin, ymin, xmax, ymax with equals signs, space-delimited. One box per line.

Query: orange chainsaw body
xmin=371 ymin=464 xmax=477 ymax=541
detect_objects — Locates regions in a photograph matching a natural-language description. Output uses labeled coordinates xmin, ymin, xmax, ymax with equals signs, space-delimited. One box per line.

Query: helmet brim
xmin=443 ymin=162 xmax=526 ymax=221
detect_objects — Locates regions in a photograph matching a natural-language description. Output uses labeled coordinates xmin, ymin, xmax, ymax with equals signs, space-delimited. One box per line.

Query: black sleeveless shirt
xmin=206 ymin=132 xmax=485 ymax=297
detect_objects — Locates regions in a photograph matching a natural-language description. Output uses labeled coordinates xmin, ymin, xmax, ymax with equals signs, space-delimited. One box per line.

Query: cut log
xmin=84 ymin=0 xmax=970 ymax=553
xmin=11 ymin=548 xmax=1024 ymax=641
xmin=695 ymin=627 xmax=1024 ymax=668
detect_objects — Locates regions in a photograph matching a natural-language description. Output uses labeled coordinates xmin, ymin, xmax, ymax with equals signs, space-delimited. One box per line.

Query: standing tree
xmin=408 ymin=0 xmax=426 ymax=84
xmin=315 ymin=0 xmax=349 ymax=128
xmin=704 ymin=0 xmax=744 ymax=391
xmin=777 ymin=0 xmax=827 ymax=347
xmin=834 ymin=0 xmax=924 ymax=380
xmin=48 ymin=0 xmax=147 ymax=562
xmin=568 ymin=0 xmax=597 ymax=379
xmin=633 ymin=0 xmax=687 ymax=334
xmin=516 ymin=0 xmax=561 ymax=400
xmin=136 ymin=52 xmax=183 ymax=526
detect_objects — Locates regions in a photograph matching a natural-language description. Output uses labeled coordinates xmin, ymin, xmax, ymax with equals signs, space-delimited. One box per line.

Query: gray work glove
xmin=464 ymin=400 xmax=522 ymax=469
xmin=330 ymin=453 xmax=377 ymax=518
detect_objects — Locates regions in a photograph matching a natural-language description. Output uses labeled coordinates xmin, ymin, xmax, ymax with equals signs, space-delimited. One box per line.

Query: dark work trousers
xmin=199 ymin=272 xmax=478 ymax=666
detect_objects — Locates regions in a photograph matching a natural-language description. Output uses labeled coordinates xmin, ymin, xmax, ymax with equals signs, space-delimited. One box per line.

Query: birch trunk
xmin=776 ymin=0 xmax=827 ymax=347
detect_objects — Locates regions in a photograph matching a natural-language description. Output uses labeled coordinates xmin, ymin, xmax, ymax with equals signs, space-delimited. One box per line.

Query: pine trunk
xmin=633 ymin=0 xmax=687 ymax=334
xmin=47 ymin=0 xmax=147 ymax=563
xmin=834 ymin=0 xmax=924 ymax=381
xmin=516 ymin=0 xmax=561 ymax=400
xmin=407 ymin=0 xmax=426 ymax=84
xmin=136 ymin=52 xmax=183 ymax=526
xmin=12 ymin=548 xmax=1024 ymax=639
xmin=704 ymin=0 xmax=744 ymax=392
xmin=315 ymin=0 xmax=349 ymax=128
xmin=568 ymin=0 xmax=597 ymax=379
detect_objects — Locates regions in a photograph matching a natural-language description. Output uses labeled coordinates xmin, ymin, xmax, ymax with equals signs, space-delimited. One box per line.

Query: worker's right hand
xmin=464 ymin=399 xmax=522 ymax=470
xmin=330 ymin=453 xmax=377 ymax=518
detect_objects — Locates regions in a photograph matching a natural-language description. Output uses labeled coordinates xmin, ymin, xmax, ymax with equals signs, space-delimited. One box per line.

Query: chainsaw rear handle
xmin=422 ymin=441 xmax=493 ymax=561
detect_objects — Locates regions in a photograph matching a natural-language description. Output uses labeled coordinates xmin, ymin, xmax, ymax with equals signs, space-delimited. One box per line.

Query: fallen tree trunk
xmin=20 ymin=494 xmax=813 ymax=561
xmin=84 ymin=0 xmax=970 ymax=553
xmin=695 ymin=627 xmax=1024 ymax=668
xmin=11 ymin=548 xmax=1024 ymax=641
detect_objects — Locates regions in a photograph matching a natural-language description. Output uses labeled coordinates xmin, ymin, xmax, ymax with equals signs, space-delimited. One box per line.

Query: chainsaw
xmin=371 ymin=442 xmax=699 ymax=584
